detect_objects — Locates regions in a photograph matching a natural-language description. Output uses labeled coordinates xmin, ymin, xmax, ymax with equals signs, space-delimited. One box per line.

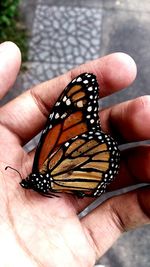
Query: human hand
xmin=0 ymin=41 xmax=149 ymax=267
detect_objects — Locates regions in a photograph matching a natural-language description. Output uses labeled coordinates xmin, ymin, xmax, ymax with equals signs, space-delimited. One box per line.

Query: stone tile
xmin=29 ymin=5 xmax=102 ymax=65
xmin=100 ymin=9 xmax=150 ymax=108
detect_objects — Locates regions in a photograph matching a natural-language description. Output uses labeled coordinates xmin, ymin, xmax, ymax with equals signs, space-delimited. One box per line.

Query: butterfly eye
xmin=20 ymin=178 xmax=32 ymax=189
xmin=19 ymin=73 xmax=120 ymax=198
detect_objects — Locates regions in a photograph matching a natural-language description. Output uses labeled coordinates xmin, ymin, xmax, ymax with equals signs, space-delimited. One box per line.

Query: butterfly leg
xmin=73 ymin=191 xmax=86 ymax=198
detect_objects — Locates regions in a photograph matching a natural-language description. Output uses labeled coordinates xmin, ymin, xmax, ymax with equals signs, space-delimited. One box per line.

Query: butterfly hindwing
xmin=40 ymin=131 xmax=120 ymax=197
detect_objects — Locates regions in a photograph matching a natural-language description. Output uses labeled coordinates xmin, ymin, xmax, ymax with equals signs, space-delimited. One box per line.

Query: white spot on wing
xmin=83 ymin=80 xmax=88 ymax=84
xmin=65 ymin=142 xmax=70 ymax=147
xmin=55 ymin=113 xmax=60 ymax=119
xmin=63 ymin=96 xmax=67 ymax=102
xmin=90 ymin=119 xmax=94 ymax=124
xmin=77 ymin=77 xmax=82 ymax=82
xmin=87 ymin=106 xmax=92 ymax=112
xmin=56 ymin=102 xmax=60 ymax=106
xmin=66 ymin=99 xmax=71 ymax=106
xmin=77 ymin=100 xmax=83 ymax=108
xmin=61 ymin=113 xmax=67 ymax=119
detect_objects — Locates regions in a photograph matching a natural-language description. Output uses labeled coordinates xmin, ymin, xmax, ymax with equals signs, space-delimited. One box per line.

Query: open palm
xmin=0 ymin=42 xmax=150 ymax=267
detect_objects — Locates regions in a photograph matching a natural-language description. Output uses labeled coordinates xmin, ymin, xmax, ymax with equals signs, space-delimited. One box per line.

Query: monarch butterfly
xmin=20 ymin=73 xmax=120 ymax=198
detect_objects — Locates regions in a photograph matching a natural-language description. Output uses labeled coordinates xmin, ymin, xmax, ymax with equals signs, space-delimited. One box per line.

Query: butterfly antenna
xmin=5 ymin=166 xmax=23 ymax=181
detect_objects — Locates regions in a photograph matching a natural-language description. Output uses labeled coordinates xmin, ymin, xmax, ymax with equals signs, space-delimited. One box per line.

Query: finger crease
xmin=109 ymin=203 xmax=126 ymax=233
xmin=0 ymin=119 xmax=20 ymax=143
xmin=30 ymin=88 xmax=51 ymax=118
xmin=137 ymin=191 xmax=150 ymax=220
xmin=83 ymin=224 xmax=100 ymax=259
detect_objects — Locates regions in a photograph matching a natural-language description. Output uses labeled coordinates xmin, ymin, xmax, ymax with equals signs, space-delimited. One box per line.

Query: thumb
xmin=0 ymin=41 xmax=21 ymax=99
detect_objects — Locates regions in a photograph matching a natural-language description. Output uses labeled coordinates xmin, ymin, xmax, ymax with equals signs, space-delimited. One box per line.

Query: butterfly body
xmin=20 ymin=73 xmax=120 ymax=197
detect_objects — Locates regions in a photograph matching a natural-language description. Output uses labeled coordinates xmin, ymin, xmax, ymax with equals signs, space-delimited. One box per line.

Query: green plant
xmin=0 ymin=0 xmax=28 ymax=63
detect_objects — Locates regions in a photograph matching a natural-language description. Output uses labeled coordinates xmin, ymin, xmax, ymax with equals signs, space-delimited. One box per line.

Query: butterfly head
xmin=20 ymin=173 xmax=51 ymax=194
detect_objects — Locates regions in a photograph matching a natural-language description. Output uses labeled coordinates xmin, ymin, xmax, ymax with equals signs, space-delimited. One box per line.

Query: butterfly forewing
xmin=33 ymin=73 xmax=100 ymax=172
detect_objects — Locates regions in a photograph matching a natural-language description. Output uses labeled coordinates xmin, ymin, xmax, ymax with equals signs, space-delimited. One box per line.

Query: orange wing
xmin=39 ymin=131 xmax=120 ymax=197
xmin=20 ymin=73 xmax=120 ymax=198
xmin=33 ymin=73 xmax=100 ymax=172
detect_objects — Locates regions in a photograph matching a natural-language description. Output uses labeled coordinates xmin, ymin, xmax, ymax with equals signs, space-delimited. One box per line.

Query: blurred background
xmin=0 ymin=1 xmax=150 ymax=266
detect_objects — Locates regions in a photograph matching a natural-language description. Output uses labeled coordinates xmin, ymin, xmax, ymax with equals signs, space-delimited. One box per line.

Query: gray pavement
xmin=2 ymin=0 xmax=150 ymax=266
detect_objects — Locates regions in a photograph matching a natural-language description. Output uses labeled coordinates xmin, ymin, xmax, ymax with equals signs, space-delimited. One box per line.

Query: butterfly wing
xmin=22 ymin=72 xmax=120 ymax=197
xmin=41 ymin=131 xmax=120 ymax=197
xmin=33 ymin=73 xmax=100 ymax=172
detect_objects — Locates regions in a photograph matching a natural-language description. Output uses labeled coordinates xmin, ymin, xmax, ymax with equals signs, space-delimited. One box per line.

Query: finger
xmin=108 ymin=145 xmax=150 ymax=191
xmin=81 ymin=187 xmax=150 ymax=260
xmin=0 ymin=42 xmax=21 ymax=100
xmin=125 ymin=145 xmax=150 ymax=182
xmin=0 ymin=53 xmax=137 ymax=144
xmin=100 ymin=95 xmax=150 ymax=142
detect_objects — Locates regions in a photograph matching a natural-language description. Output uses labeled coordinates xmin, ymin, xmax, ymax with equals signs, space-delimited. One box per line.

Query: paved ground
xmin=2 ymin=0 xmax=150 ymax=266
